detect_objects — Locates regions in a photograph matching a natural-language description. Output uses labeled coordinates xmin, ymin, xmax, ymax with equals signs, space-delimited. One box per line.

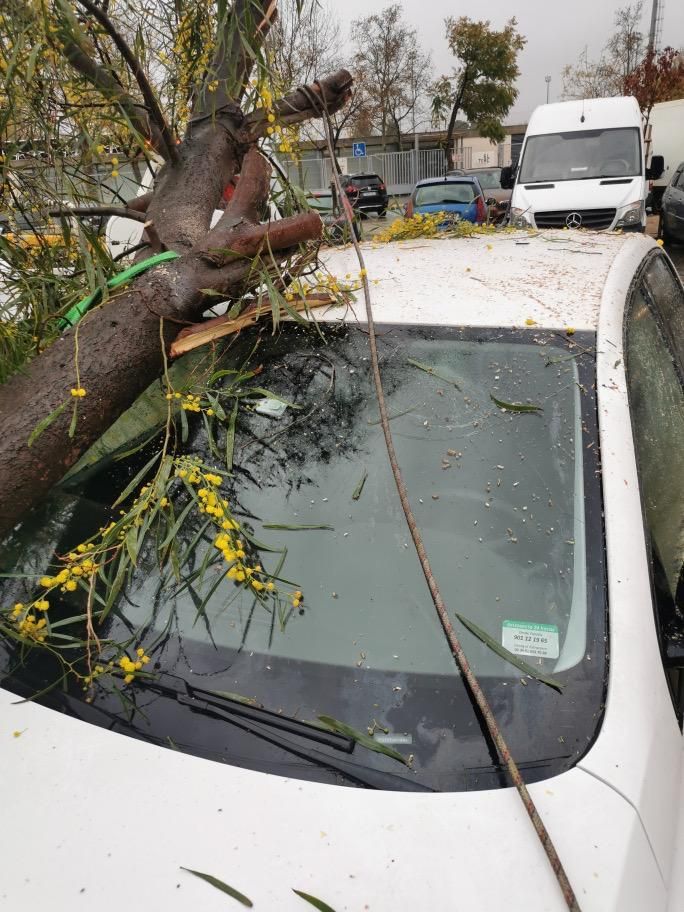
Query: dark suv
xmin=337 ymin=173 xmax=388 ymax=217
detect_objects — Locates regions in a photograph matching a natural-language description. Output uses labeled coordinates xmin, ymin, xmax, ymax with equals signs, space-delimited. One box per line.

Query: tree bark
xmin=445 ymin=71 xmax=468 ymax=173
xmin=0 ymin=65 xmax=352 ymax=537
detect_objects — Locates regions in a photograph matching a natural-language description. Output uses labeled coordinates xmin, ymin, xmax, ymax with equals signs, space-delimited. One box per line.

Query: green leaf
xmin=455 ymin=613 xmax=563 ymax=693
xmin=262 ymin=523 xmax=334 ymax=531
xmin=180 ymin=868 xmax=253 ymax=907
xmin=317 ymin=715 xmax=409 ymax=765
xmin=408 ymin=357 xmax=461 ymax=389
xmin=490 ymin=395 xmax=542 ymax=413
xmin=179 ymin=402 xmax=189 ymax=442
xmin=351 ymin=470 xmax=368 ymax=501
xmin=112 ymin=451 xmax=162 ymax=507
xmin=225 ymin=399 xmax=238 ymax=471
xmin=292 ymin=889 xmax=338 ymax=912
xmin=27 ymin=401 xmax=68 ymax=447
xmin=68 ymin=402 xmax=78 ymax=439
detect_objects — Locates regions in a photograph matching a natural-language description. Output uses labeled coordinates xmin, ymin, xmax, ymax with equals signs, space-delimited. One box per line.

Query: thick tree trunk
xmin=0 ymin=65 xmax=353 ymax=538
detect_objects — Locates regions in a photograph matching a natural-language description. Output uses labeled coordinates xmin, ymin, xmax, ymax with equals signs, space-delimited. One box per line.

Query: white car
xmin=1 ymin=230 xmax=684 ymax=911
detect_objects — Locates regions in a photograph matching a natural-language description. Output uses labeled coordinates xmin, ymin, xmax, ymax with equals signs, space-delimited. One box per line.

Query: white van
xmin=506 ymin=96 xmax=661 ymax=232
xmin=647 ymin=98 xmax=684 ymax=212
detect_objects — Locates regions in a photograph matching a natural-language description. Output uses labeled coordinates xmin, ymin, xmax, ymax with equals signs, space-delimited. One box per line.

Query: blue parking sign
xmin=352 ymin=142 xmax=366 ymax=158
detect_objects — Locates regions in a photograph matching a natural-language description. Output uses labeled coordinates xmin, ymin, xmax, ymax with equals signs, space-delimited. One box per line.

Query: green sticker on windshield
xmin=502 ymin=620 xmax=559 ymax=660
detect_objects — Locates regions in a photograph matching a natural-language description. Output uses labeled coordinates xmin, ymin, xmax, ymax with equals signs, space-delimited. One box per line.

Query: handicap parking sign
xmin=352 ymin=142 xmax=366 ymax=158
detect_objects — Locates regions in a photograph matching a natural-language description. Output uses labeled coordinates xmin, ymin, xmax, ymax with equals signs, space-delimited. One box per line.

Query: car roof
xmin=319 ymin=230 xmax=655 ymax=331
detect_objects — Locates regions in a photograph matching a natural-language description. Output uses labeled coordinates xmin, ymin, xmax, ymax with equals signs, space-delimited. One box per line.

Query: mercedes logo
xmin=565 ymin=211 xmax=582 ymax=228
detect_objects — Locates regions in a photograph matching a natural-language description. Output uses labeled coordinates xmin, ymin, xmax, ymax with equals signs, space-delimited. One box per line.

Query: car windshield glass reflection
xmin=519 ymin=127 xmax=641 ymax=183
xmin=0 ymin=324 xmax=606 ymax=791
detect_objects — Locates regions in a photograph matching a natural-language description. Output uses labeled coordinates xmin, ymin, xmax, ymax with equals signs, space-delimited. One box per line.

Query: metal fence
xmin=279 ymin=148 xmax=449 ymax=196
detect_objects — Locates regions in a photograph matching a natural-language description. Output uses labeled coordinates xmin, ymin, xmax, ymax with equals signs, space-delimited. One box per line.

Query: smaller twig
xmin=74 ymin=0 xmax=179 ymax=164
xmin=49 ymin=205 xmax=147 ymax=223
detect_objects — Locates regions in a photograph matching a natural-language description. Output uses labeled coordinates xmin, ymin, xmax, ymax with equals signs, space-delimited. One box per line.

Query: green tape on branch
xmin=58 ymin=250 xmax=181 ymax=330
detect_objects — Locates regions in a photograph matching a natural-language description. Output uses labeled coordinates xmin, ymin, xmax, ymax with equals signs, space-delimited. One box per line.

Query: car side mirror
xmin=485 ymin=197 xmax=497 ymax=207
xmin=500 ymin=166 xmax=516 ymax=189
xmin=647 ymin=155 xmax=665 ymax=180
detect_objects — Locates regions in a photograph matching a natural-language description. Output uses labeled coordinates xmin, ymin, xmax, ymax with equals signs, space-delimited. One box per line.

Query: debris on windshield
xmin=318 ymin=715 xmax=411 ymax=766
xmin=490 ymin=394 xmax=543 ymax=413
xmin=408 ymin=357 xmax=461 ymax=389
xmin=262 ymin=523 xmax=334 ymax=531
xmin=351 ymin=470 xmax=368 ymax=501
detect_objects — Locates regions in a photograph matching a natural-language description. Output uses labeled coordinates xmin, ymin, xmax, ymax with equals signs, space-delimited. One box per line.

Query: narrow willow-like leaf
xmin=351 ymin=470 xmax=368 ymax=501
xmin=68 ymin=401 xmax=78 ymax=439
xmin=490 ymin=395 xmax=543 ymax=413
xmin=408 ymin=357 xmax=461 ymax=388
xmin=292 ymin=889 xmax=338 ymax=912
xmin=224 ymin=398 xmax=239 ymax=472
xmin=262 ymin=523 xmax=334 ymax=531
xmin=179 ymin=402 xmax=189 ymax=442
xmin=455 ymin=613 xmax=563 ymax=692
xmin=112 ymin=451 xmax=162 ymax=507
xmin=180 ymin=867 xmax=253 ymax=907
xmin=317 ymin=715 xmax=409 ymax=765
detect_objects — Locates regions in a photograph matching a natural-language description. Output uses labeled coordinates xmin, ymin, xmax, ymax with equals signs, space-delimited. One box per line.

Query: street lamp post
xmin=545 ymin=75 xmax=552 ymax=104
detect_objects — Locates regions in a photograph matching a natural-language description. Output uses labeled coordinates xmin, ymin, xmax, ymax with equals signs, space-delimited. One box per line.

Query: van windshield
xmin=519 ymin=127 xmax=641 ymax=183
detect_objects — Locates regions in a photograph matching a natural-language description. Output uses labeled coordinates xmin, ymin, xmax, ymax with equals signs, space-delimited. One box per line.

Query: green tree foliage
xmin=431 ymin=17 xmax=526 ymax=171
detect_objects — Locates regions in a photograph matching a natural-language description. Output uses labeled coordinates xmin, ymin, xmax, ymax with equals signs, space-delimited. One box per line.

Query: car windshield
xmin=0 ymin=323 xmax=606 ymax=792
xmin=415 ymin=182 xmax=476 ymax=205
xmin=519 ymin=127 xmax=641 ymax=182
xmin=469 ymin=170 xmax=501 ymax=189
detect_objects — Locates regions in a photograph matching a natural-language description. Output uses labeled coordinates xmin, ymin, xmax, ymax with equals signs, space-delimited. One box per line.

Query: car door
xmin=625 ymin=253 xmax=684 ymax=720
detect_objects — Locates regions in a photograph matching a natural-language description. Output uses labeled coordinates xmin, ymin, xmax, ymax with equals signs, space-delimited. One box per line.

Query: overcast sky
xmin=337 ymin=0 xmax=684 ymax=124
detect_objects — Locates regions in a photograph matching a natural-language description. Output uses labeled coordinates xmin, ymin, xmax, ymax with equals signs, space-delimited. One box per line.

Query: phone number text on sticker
xmin=502 ymin=620 xmax=560 ymax=660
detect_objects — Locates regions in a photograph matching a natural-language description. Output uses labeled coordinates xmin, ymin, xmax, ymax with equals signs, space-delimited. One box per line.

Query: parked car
xmin=463 ymin=166 xmax=511 ymax=222
xmin=659 ymin=160 xmax=684 ymax=245
xmin=405 ymin=174 xmax=489 ymax=223
xmin=2 ymin=231 xmax=684 ymax=911
xmin=336 ymin=172 xmax=388 ymax=217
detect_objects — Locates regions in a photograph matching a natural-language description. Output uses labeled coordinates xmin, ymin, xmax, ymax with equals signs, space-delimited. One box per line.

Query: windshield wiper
xmin=141 ymin=672 xmax=354 ymax=751
xmin=134 ymin=672 xmax=435 ymax=793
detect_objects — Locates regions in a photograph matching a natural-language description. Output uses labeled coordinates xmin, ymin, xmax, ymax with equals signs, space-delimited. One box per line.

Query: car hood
xmin=512 ymin=178 xmax=642 ymax=214
xmin=0 ymin=688 xmax=665 ymax=911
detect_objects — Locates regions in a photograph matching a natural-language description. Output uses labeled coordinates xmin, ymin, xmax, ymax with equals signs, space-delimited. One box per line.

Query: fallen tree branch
xmin=170 ymin=292 xmax=335 ymax=357
xmin=199 ymin=210 xmax=322 ymax=266
xmin=242 ymin=69 xmax=353 ymax=141
xmin=53 ymin=1 xmax=169 ymax=156
xmin=74 ymin=0 xmax=179 ymax=164
xmin=49 ymin=205 xmax=148 ymax=223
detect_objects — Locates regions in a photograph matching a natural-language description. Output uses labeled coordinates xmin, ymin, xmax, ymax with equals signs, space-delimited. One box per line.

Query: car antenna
xmin=580 ymin=98 xmax=586 ymax=124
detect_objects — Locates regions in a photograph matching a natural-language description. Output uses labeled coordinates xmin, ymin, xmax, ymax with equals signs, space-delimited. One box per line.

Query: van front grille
xmin=534 ymin=208 xmax=617 ymax=230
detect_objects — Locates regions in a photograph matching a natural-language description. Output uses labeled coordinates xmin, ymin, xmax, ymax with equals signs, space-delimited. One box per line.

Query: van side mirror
xmin=647 ymin=155 xmax=665 ymax=180
xmin=500 ymin=165 xmax=515 ymax=189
